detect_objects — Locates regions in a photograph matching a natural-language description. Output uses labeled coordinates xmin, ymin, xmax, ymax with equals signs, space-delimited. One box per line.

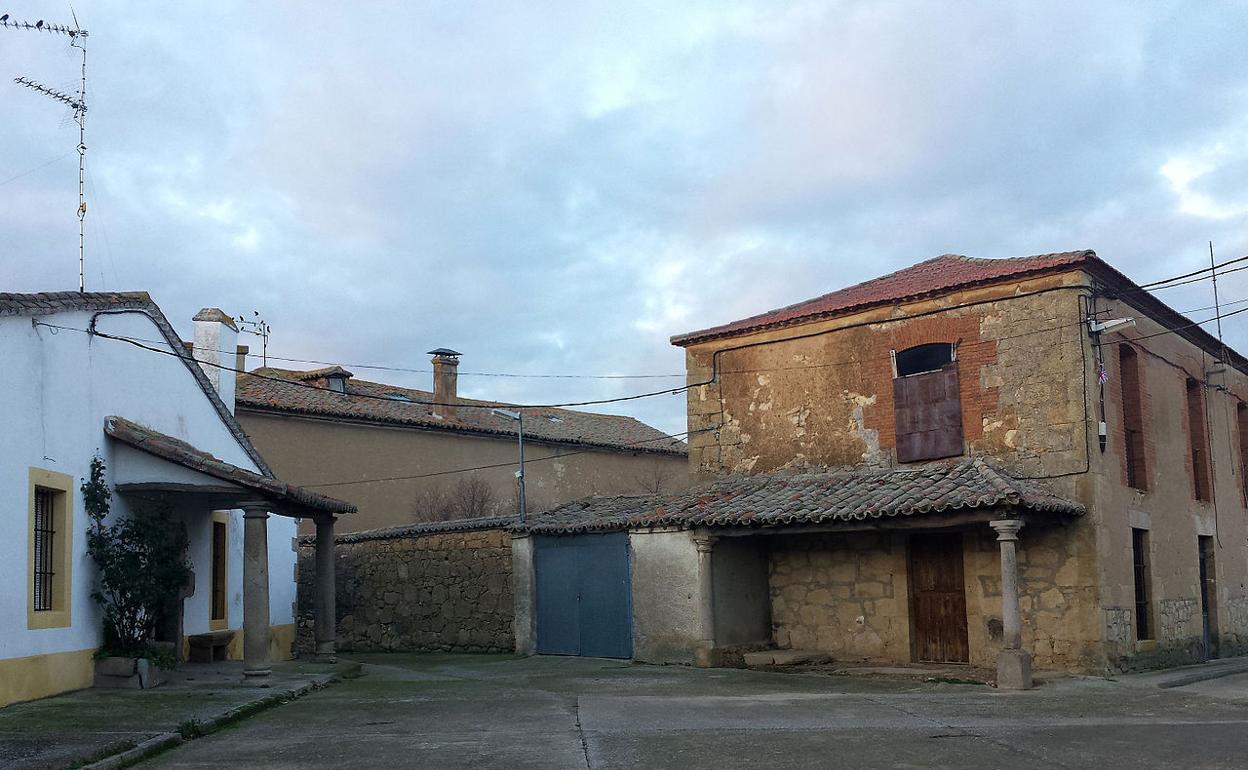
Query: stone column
xmin=693 ymin=532 xmax=716 ymax=668
xmin=990 ymin=518 xmax=1032 ymax=690
xmin=242 ymin=504 xmax=272 ymax=678
xmin=313 ymin=515 xmax=337 ymax=663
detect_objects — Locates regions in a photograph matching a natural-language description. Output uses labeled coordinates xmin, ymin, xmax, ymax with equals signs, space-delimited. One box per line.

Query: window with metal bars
xmin=1132 ymin=527 xmax=1152 ymax=640
xmin=32 ymin=487 xmax=56 ymax=612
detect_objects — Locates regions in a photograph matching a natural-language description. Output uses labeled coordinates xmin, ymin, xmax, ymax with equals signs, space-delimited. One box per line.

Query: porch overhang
xmin=104 ymin=415 xmax=355 ymax=519
xmin=521 ymin=458 xmax=1084 ymax=535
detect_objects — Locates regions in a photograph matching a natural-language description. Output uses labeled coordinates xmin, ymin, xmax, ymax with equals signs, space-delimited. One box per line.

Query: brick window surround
xmin=1238 ymin=402 xmax=1248 ymax=507
xmin=892 ymin=343 xmax=965 ymax=463
xmin=1185 ymin=378 xmax=1212 ymax=502
xmin=1118 ymin=345 xmax=1148 ymax=490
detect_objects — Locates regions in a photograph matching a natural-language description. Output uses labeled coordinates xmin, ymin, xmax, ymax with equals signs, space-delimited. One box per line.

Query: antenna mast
xmin=4 ymin=12 xmax=90 ymax=292
xmin=1210 ymin=241 xmax=1229 ymax=366
xmin=237 ymin=312 xmax=272 ymax=367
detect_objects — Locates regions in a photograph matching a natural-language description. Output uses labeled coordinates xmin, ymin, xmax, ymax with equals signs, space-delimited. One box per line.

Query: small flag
xmin=1098 ymin=363 xmax=1110 ymax=385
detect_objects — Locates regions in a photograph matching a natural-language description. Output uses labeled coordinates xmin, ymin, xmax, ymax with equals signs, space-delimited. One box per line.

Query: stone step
xmin=742 ymin=649 xmax=832 ymax=667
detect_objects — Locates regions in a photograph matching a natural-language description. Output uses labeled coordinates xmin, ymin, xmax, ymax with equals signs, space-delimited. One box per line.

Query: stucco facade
xmin=0 ymin=298 xmax=303 ymax=707
xmin=674 ymin=256 xmax=1248 ymax=674
xmin=238 ymin=408 xmax=688 ymax=535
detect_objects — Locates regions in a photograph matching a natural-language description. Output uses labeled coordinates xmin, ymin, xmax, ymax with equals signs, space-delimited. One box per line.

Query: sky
xmin=3 ymin=1 xmax=1248 ymax=436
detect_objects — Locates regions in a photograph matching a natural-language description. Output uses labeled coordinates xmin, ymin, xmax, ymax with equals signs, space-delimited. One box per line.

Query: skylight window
xmin=385 ymin=393 xmax=414 ymax=402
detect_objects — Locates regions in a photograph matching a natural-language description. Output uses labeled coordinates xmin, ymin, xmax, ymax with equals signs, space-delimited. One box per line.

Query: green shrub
xmin=83 ymin=455 xmax=193 ymax=657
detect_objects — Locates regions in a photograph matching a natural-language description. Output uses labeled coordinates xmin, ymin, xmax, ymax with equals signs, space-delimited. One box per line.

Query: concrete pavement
xmin=0 ymin=660 xmax=355 ymax=770
xmin=134 ymin=654 xmax=1248 ymax=769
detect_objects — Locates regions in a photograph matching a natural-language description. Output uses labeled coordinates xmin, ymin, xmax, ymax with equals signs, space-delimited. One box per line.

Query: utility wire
xmin=1138 ymin=254 xmax=1248 ymax=289
xmin=303 ymin=426 xmax=715 ymax=489
xmin=51 ymin=260 xmax=1248 ymax=381
xmin=34 ymin=317 xmax=696 ymax=411
xmin=30 ymin=287 xmax=1248 ymax=395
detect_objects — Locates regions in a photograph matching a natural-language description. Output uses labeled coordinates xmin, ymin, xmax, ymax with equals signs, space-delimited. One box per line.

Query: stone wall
xmin=296 ymin=525 xmax=514 ymax=654
xmin=766 ymin=522 xmax=1101 ymax=672
xmin=681 ymin=273 xmax=1089 ymax=480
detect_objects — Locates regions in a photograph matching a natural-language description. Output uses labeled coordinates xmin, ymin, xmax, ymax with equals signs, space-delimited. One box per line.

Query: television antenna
xmin=4 ymin=11 xmax=90 ymax=293
xmin=237 ymin=311 xmax=272 ymax=366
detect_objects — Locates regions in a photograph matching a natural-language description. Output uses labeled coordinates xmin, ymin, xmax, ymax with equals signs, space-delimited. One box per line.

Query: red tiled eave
xmin=671 ymin=251 xmax=1096 ymax=347
xmin=105 ymin=416 xmax=356 ymax=515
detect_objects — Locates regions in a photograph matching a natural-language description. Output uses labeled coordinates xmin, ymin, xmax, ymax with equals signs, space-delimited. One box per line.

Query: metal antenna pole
xmin=5 ymin=14 xmax=90 ymax=291
xmin=73 ymin=26 xmax=87 ymax=293
xmin=1210 ymin=241 xmax=1227 ymax=364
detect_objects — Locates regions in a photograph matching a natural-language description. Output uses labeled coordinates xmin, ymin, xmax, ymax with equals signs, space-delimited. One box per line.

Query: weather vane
xmin=3 ymin=11 xmax=90 ymax=293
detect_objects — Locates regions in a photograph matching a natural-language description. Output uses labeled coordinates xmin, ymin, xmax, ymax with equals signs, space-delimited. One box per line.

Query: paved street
xmin=134 ymin=654 xmax=1248 ymax=769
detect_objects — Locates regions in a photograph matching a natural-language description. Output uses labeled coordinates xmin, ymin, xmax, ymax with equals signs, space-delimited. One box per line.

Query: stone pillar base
xmin=693 ymin=643 xmax=717 ymax=669
xmin=996 ymin=649 xmax=1033 ymax=690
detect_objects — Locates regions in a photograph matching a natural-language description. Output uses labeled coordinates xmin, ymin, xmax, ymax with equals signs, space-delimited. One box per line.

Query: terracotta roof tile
xmin=671 ymin=251 xmax=1096 ymax=346
xmin=236 ymin=367 xmax=687 ymax=455
xmin=522 ymin=459 xmax=1083 ymax=534
xmin=105 ymin=416 xmax=355 ymax=515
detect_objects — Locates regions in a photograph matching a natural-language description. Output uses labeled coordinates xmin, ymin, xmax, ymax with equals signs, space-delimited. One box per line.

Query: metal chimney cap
xmin=427 ymin=348 xmax=462 ymax=357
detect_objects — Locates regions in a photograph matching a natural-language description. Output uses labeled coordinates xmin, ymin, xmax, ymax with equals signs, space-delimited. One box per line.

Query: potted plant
xmin=83 ymin=456 xmax=192 ymax=689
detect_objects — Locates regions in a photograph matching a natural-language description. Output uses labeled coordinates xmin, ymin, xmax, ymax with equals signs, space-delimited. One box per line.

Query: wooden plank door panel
xmin=910 ymin=533 xmax=969 ymax=663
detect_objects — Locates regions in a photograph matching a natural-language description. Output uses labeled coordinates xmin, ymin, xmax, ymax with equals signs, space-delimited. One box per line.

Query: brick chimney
xmin=192 ymin=308 xmax=239 ymax=413
xmin=428 ymin=348 xmax=461 ymax=420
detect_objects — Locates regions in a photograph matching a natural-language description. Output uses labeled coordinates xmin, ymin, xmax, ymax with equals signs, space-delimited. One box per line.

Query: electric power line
xmin=303 ymin=425 xmax=715 ymax=489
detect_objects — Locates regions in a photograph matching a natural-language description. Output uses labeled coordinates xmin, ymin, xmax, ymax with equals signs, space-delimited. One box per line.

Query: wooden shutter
xmin=894 ymin=365 xmax=964 ymax=463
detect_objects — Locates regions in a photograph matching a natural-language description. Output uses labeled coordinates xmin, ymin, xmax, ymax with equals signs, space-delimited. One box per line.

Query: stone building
xmin=512 ymin=250 xmax=1248 ymax=685
xmin=235 ymin=349 xmax=688 ymax=534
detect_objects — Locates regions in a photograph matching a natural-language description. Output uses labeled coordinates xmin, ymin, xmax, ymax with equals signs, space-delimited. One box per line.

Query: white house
xmin=0 ymin=292 xmax=353 ymax=707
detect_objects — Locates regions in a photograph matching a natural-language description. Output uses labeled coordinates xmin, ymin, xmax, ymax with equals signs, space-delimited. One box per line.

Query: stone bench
xmin=188 ymin=630 xmax=235 ymax=663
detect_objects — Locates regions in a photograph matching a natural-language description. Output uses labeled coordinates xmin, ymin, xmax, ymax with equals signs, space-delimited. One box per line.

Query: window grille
xmin=32 ymin=487 xmax=56 ymax=612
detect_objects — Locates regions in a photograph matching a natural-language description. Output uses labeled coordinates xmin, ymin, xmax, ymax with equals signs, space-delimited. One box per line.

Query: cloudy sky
xmin=4 ymin=1 xmax=1247 ymax=435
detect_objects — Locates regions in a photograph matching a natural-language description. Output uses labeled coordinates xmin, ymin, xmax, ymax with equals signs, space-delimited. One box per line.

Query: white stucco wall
xmin=0 ymin=308 xmax=298 ymax=663
xmin=629 ymin=528 xmax=701 ymax=664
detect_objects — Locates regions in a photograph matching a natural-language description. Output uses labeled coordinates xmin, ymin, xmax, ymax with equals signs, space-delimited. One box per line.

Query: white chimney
xmin=192 ymin=308 xmax=239 ymax=413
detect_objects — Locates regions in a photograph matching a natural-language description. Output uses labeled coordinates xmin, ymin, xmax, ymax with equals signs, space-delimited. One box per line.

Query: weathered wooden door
xmin=909 ymin=533 xmax=969 ymax=663
xmin=1199 ymin=535 xmax=1219 ymax=661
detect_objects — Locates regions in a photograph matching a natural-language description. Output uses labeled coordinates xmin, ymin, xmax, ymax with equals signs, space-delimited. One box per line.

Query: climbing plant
xmin=83 ymin=455 xmax=192 ymax=657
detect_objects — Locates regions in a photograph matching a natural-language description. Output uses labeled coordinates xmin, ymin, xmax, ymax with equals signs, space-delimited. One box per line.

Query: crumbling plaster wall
xmin=682 ymin=273 xmax=1090 ymax=480
xmin=1092 ymin=295 xmax=1248 ymax=670
xmin=630 ymin=528 xmax=702 ymax=664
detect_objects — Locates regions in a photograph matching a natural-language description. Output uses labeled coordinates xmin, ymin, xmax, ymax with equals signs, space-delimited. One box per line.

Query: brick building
xmin=513 ymin=250 xmax=1248 ymax=684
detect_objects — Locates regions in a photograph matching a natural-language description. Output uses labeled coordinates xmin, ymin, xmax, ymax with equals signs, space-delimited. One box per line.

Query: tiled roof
xmin=105 ymin=416 xmax=356 ymax=515
xmin=671 ymin=251 xmax=1097 ymax=346
xmin=1 ymin=291 xmax=273 ymax=476
xmin=236 ymin=367 xmax=687 ymax=455
xmin=306 ymin=515 xmax=520 ymax=545
xmin=522 ymin=459 xmax=1083 ymax=534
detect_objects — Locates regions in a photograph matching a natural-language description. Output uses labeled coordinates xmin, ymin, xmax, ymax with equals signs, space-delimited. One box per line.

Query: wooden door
xmin=909 ymin=533 xmax=970 ymax=663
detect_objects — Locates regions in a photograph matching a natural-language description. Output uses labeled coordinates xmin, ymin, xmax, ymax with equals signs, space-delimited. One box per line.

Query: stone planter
xmin=93 ymin=656 xmax=169 ymax=689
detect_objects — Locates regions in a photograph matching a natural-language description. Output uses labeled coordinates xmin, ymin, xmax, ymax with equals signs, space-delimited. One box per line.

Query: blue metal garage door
xmin=534 ymin=532 xmax=633 ymax=658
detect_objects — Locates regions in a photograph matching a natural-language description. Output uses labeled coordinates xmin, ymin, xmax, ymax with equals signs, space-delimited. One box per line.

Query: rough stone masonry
xmin=296 ymin=526 xmax=514 ymax=654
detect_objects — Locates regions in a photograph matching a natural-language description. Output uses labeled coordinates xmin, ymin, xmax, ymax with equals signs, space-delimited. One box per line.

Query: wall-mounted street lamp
xmin=492 ymin=408 xmax=526 ymax=523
